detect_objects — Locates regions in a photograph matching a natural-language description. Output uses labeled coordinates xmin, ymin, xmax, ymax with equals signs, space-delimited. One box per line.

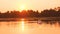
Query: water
xmin=0 ymin=19 xmax=60 ymax=34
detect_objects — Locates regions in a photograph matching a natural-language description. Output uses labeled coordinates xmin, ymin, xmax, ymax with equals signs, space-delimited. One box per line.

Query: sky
xmin=0 ymin=0 xmax=60 ymax=12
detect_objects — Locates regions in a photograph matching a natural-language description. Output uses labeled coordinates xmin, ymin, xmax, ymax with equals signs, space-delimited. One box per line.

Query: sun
xmin=19 ymin=4 xmax=26 ymax=11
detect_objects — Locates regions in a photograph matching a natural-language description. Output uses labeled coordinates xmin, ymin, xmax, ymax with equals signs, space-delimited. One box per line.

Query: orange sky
xmin=0 ymin=0 xmax=60 ymax=12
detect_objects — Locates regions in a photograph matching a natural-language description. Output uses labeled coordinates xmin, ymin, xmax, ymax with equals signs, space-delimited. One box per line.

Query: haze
xmin=0 ymin=0 xmax=60 ymax=12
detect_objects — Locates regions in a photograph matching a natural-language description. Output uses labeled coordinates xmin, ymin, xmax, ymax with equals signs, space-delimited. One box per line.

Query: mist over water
xmin=0 ymin=19 xmax=60 ymax=34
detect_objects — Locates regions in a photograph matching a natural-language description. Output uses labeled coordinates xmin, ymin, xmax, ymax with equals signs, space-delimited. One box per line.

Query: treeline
xmin=40 ymin=7 xmax=60 ymax=17
xmin=0 ymin=10 xmax=39 ymax=18
xmin=0 ymin=7 xmax=60 ymax=18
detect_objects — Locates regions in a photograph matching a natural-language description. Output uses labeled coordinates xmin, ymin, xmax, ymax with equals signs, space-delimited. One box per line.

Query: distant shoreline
xmin=0 ymin=17 xmax=60 ymax=21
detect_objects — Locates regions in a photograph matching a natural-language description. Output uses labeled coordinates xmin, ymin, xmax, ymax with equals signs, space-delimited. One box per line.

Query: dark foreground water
xmin=0 ymin=19 xmax=60 ymax=34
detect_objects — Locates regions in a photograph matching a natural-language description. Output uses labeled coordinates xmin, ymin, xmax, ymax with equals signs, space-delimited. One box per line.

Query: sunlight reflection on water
xmin=20 ymin=19 xmax=25 ymax=31
xmin=0 ymin=19 xmax=60 ymax=34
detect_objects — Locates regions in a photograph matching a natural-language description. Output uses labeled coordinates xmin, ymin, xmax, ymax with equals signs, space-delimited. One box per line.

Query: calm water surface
xmin=0 ymin=19 xmax=60 ymax=34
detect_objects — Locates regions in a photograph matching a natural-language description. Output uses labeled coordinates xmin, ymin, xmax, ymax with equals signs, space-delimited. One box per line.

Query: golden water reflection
xmin=0 ymin=19 xmax=60 ymax=34
xmin=20 ymin=19 xmax=25 ymax=31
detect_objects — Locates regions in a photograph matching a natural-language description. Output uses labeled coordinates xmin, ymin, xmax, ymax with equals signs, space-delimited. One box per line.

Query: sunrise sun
xmin=19 ymin=4 xmax=26 ymax=11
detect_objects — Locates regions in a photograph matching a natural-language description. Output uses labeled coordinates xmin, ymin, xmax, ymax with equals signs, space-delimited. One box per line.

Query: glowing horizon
xmin=0 ymin=0 xmax=60 ymax=12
